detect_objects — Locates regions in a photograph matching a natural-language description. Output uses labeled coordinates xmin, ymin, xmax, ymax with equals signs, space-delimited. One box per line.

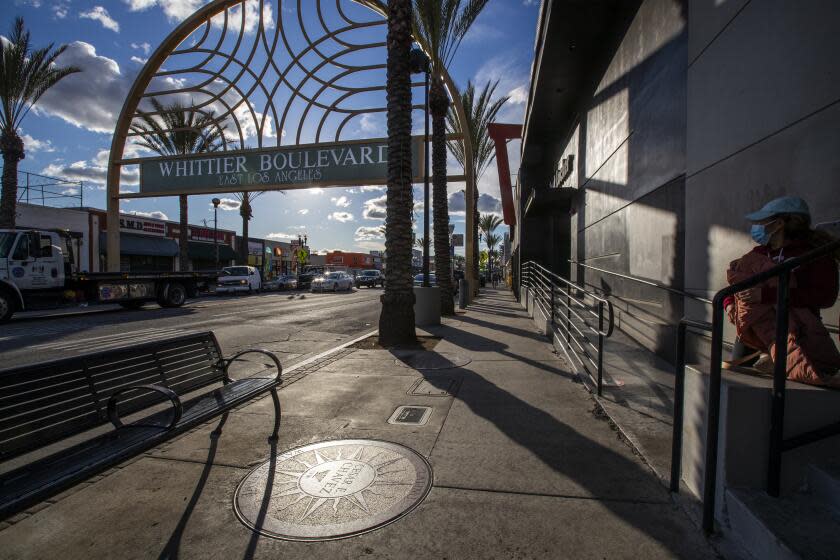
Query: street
xmin=0 ymin=288 xmax=383 ymax=369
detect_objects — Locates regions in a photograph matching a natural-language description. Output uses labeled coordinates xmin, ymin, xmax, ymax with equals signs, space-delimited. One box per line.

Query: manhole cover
xmin=394 ymin=351 xmax=471 ymax=370
xmin=234 ymin=439 xmax=432 ymax=541
xmin=387 ymin=405 xmax=433 ymax=425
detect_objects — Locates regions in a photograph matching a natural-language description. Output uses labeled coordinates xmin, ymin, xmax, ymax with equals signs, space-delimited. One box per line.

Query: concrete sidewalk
xmin=0 ymin=289 xmax=716 ymax=559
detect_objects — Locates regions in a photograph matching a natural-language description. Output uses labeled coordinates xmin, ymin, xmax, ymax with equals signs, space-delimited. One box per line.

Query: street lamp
xmin=410 ymin=47 xmax=431 ymax=288
xmin=212 ymin=198 xmax=220 ymax=270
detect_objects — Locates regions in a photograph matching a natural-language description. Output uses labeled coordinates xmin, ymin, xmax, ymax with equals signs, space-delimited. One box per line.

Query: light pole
xmin=212 ymin=198 xmax=220 ymax=270
xmin=410 ymin=47 xmax=431 ymax=287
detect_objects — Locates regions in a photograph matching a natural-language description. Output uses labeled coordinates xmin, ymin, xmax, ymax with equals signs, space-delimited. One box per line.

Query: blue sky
xmin=5 ymin=0 xmax=537 ymax=253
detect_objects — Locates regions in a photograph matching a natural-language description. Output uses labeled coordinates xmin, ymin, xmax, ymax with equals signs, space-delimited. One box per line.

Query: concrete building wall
xmin=684 ymin=0 xmax=840 ymax=351
xmin=569 ymin=0 xmax=688 ymax=359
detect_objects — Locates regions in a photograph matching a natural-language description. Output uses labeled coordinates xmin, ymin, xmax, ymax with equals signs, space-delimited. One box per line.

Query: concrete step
xmin=805 ymin=461 xmax=840 ymax=515
xmin=726 ymin=487 xmax=840 ymax=560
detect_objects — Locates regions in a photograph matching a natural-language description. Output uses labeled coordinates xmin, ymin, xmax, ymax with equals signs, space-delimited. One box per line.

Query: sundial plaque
xmin=234 ymin=439 xmax=432 ymax=541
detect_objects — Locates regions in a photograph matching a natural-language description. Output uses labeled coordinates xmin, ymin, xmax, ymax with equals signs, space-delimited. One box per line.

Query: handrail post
xmin=767 ymin=270 xmax=791 ymax=497
xmin=597 ymin=300 xmax=605 ymax=396
xmin=670 ymin=321 xmax=687 ymax=492
xmin=702 ymin=300 xmax=726 ymax=535
xmin=550 ymin=280 xmax=555 ymax=327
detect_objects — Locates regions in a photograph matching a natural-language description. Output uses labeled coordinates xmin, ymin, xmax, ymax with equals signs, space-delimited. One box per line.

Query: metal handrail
xmin=522 ymin=261 xmax=615 ymax=394
xmin=669 ymin=238 xmax=840 ymax=535
xmin=569 ymin=259 xmax=714 ymax=305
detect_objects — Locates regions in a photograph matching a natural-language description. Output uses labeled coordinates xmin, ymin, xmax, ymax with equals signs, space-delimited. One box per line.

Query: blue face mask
xmin=751 ymin=224 xmax=773 ymax=245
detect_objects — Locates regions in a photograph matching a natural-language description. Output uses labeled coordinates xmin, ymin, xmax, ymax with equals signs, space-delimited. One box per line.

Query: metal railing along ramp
xmin=521 ymin=261 xmax=614 ymax=395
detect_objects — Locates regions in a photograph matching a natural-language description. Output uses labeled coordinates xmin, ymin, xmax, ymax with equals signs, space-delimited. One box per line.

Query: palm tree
xmin=130 ymin=98 xmax=226 ymax=271
xmin=447 ymin=80 xmax=509 ymax=293
xmin=414 ymin=0 xmax=489 ymax=315
xmin=0 ymin=17 xmax=80 ymax=228
xmin=415 ymin=236 xmax=425 ymax=249
xmin=379 ymin=0 xmax=416 ymax=345
xmin=479 ymin=212 xmax=503 ymax=285
xmin=235 ymin=191 xmax=265 ymax=265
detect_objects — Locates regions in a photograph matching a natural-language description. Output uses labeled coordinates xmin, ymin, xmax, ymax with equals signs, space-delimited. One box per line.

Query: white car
xmin=311 ymin=271 xmax=354 ymax=292
xmin=216 ymin=266 xmax=262 ymax=294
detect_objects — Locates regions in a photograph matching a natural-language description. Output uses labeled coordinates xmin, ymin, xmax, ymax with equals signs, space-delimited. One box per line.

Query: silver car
xmin=311 ymin=272 xmax=354 ymax=292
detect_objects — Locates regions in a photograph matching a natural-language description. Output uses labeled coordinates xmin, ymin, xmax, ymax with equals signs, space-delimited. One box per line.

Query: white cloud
xmin=448 ymin=191 xmax=503 ymax=216
xmin=131 ymin=42 xmax=152 ymax=55
xmin=354 ymin=226 xmax=384 ymax=241
xmin=35 ymin=41 xmax=129 ymax=134
xmin=21 ymin=133 xmax=55 ymax=153
xmin=52 ymin=2 xmax=69 ymax=18
xmin=508 ymin=85 xmax=529 ymax=105
xmin=362 ymin=195 xmax=386 ymax=220
xmin=307 ymin=188 xmax=325 ymax=195
xmin=266 ymin=232 xmax=296 ymax=240
xmin=130 ymin=56 xmax=148 ymax=65
xmin=359 ymin=113 xmax=381 ymax=134
xmin=41 ymin=146 xmax=142 ymax=187
xmin=62 ymin=188 xmax=79 ymax=196
xmin=125 ymin=0 xmax=274 ymax=34
xmin=331 ymin=195 xmax=351 ymax=208
xmin=298 ymin=209 xmax=309 ymax=215
xmin=213 ymin=198 xmax=240 ymax=211
xmin=328 ymin=212 xmax=354 ymax=223
xmin=361 ymin=185 xmax=385 ymax=192
xmin=80 ymin=6 xmax=121 ymax=33
xmin=126 ymin=210 xmax=169 ymax=220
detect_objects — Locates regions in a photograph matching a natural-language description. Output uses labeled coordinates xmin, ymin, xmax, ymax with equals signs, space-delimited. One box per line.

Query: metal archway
xmin=106 ymin=0 xmax=475 ymax=293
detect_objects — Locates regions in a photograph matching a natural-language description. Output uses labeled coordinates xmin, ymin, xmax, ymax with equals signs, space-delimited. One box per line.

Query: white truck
xmin=0 ymin=229 xmax=216 ymax=323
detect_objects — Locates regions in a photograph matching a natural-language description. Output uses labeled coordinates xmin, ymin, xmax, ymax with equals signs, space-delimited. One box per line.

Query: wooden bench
xmin=0 ymin=331 xmax=281 ymax=520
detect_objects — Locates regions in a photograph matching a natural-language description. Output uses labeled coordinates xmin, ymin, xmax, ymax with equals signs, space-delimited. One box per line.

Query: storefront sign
xmin=248 ymin=241 xmax=264 ymax=256
xmin=187 ymin=226 xmax=232 ymax=244
xmin=120 ymin=216 xmax=166 ymax=237
xmin=139 ymin=138 xmax=423 ymax=196
xmin=451 ymin=234 xmax=464 ymax=247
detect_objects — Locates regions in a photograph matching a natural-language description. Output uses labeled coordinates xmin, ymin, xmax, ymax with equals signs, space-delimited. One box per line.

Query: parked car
xmin=355 ymin=269 xmax=383 ymax=288
xmin=311 ymin=272 xmax=354 ymax=292
xmin=271 ymin=275 xmax=298 ymax=290
xmin=217 ymin=266 xmax=261 ymax=294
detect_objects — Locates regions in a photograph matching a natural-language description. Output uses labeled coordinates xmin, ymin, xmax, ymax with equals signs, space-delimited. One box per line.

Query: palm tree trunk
xmin=378 ymin=0 xmax=416 ymax=345
xmin=430 ymin=77 xmax=454 ymax=315
xmin=178 ymin=195 xmax=190 ymax=271
xmin=474 ymin=189 xmax=480 ymax=295
xmin=240 ymin=194 xmax=250 ymax=266
xmin=0 ymin=131 xmax=25 ymax=229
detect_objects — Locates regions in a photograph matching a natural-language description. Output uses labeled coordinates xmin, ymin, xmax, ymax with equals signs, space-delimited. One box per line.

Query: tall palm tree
xmin=479 ymin=213 xmax=503 ymax=287
xmin=379 ymin=0 xmax=416 ymax=345
xmin=447 ymin=80 xmax=509 ymax=293
xmin=414 ymin=0 xmax=489 ymax=315
xmin=235 ymin=191 xmax=264 ymax=265
xmin=130 ymin=99 xmax=225 ymax=271
xmin=0 ymin=17 xmax=80 ymax=228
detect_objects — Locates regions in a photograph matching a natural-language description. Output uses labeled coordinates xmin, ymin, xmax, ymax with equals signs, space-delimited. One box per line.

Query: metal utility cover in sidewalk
xmin=408 ymin=378 xmax=460 ymax=397
xmin=234 ymin=439 xmax=432 ymax=541
xmin=388 ymin=406 xmax=433 ymax=426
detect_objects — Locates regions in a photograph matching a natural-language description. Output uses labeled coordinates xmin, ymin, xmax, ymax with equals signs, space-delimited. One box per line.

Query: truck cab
xmin=0 ymin=230 xmax=72 ymax=321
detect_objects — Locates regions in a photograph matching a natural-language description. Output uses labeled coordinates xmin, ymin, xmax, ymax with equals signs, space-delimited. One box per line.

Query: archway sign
xmin=107 ymin=0 xmax=476 ymax=296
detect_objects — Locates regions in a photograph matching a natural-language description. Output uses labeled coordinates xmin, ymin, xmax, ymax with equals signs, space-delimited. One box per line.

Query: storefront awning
xmin=188 ymin=241 xmax=237 ymax=261
xmin=99 ymin=232 xmax=179 ymax=257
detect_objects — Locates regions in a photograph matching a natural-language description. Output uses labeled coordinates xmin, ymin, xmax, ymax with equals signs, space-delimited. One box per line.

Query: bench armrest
xmin=222 ymin=349 xmax=283 ymax=383
xmin=106 ymin=384 xmax=183 ymax=430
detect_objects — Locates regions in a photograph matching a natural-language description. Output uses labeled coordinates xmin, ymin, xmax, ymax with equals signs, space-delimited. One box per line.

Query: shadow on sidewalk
xmin=404 ymin=295 xmax=706 ymax=557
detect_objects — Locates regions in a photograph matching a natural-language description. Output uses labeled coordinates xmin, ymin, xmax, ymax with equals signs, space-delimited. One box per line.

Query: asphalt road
xmin=0 ymin=288 xmax=384 ymax=369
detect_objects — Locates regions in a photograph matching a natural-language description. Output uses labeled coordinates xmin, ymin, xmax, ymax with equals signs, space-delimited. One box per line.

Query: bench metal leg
xmin=269 ymin=388 xmax=281 ymax=442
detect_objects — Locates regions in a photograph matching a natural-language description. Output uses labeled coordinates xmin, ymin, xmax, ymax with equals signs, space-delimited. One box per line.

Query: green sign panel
xmin=137 ymin=138 xmax=423 ymax=197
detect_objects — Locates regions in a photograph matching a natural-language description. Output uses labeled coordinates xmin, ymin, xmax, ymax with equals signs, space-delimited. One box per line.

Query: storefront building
xmin=325 ymin=251 xmax=374 ymax=271
xmin=168 ymin=223 xmax=237 ymax=271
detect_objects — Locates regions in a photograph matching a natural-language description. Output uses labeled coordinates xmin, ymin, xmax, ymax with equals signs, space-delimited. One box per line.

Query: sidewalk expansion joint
xmin=145 ymin=454 xmax=250 ymax=471
xmin=431 ymin=484 xmax=670 ymax=505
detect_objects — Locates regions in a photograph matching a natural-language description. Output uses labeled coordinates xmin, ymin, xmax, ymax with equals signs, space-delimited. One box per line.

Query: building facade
xmin=513 ymin=0 xmax=840 ymax=362
xmin=325 ymin=251 xmax=374 ymax=270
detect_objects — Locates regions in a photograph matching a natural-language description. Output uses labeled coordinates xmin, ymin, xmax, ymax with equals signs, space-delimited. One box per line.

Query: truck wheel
xmin=119 ymin=301 xmax=145 ymax=310
xmin=162 ymin=282 xmax=187 ymax=307
xmin=0 ymin=291 xmax=14 ymax=323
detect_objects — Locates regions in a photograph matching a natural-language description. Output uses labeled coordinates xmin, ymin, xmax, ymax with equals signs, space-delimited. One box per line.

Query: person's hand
xmin=737 ymin=287 xmax=762 ymax=304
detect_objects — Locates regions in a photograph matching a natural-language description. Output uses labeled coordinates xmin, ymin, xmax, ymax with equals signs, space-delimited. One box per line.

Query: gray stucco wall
xmin=685 ymin=0 xmax=840 ymax=353
xmin=568 ymin=0 xmax=688 ymax=359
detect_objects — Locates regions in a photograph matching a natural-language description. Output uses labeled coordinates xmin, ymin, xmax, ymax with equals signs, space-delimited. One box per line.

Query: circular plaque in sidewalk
xmin=234 ymin=439 xmax=432 ymax=541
